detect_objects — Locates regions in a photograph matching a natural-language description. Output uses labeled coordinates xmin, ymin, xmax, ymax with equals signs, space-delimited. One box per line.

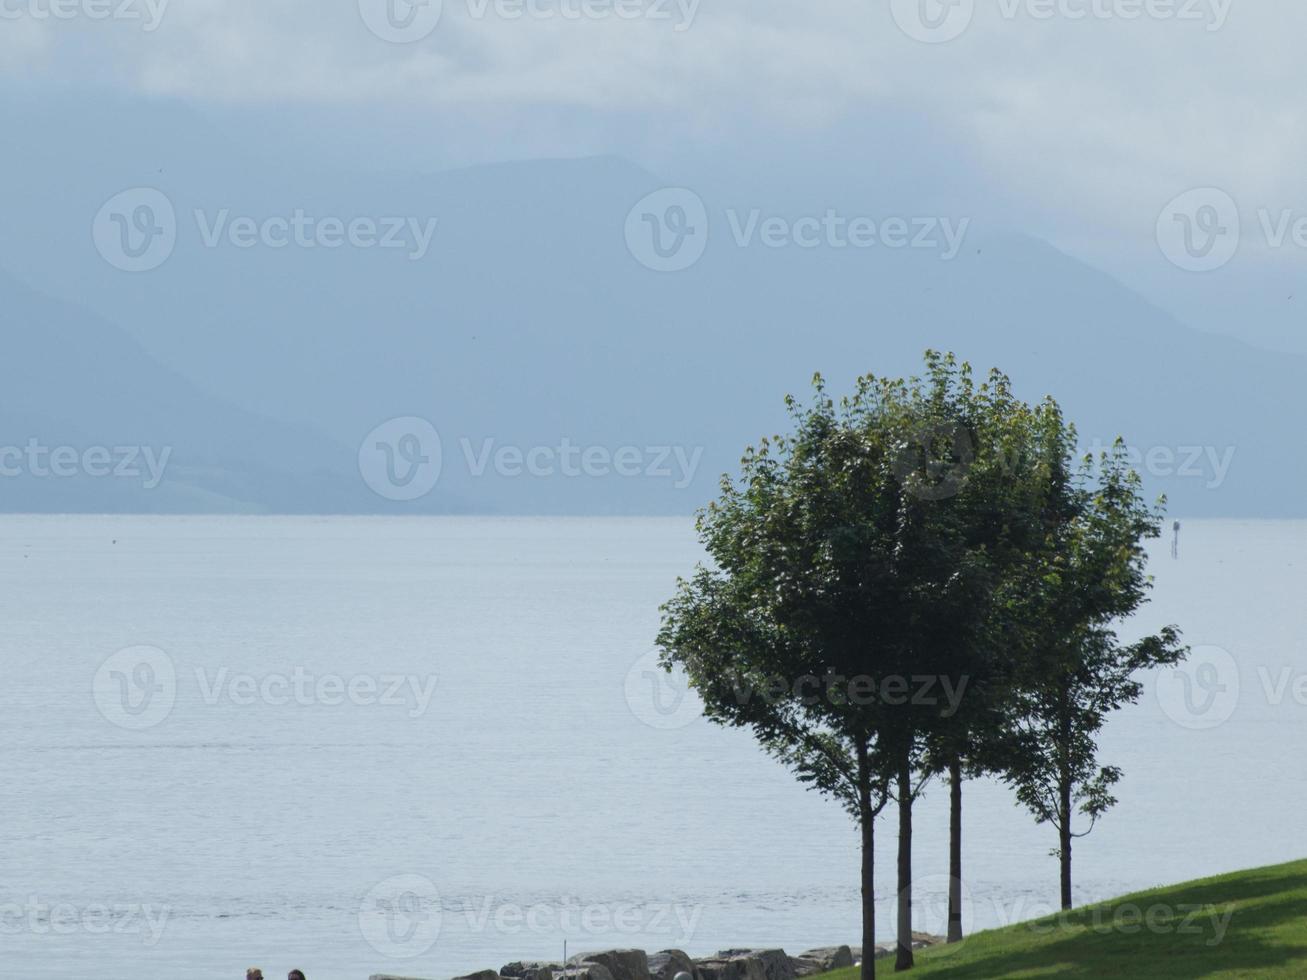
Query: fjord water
xmin=1 ymin=516 xmax=1298 ymax=980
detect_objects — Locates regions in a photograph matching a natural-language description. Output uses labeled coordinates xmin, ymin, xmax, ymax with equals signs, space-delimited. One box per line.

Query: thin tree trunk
xmin=895 ymin=758 xmax=914 ymax=972
xmin=1059 ymin=775 xmax=1073 ymax=911
xmin=857 ymin=739 xmax=877 ymax=980
xmin=947 ymin=756 xmax=963 ymax=943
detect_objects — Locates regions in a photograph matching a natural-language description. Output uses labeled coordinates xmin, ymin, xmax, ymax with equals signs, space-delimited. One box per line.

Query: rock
xmin=849 ymin=935 xmax=944 ymax=964
xmin=370 ymin=975 xmax=439 ymax=980
xmin=746 ymin=950 xmax=794 ymax=980
xmin=648 ymin=949 xmax=699 ymax=980
xmin=695 ymin=958 xmax=766 ymax=980
xmin=502 ymin=963 xmax=559 ymax=980
xmin=554 ymin=963 xmax=617 ymax=980
xmin=454 ymin=972 xmax=503 ymax=980
xmin=791 ymin=946 xmax=853 ymax=975
xmin=572 ymin=950 xmax=650 ymax=980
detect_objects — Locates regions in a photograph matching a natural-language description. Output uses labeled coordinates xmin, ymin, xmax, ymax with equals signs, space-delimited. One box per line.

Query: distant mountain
xmin=0 ymin=96 xmax=1299 ymax=515
xmin=0 ymin=266 xmax=377 ymax=512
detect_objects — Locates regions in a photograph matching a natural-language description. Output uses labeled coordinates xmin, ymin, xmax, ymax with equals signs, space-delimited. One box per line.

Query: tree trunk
xmin=857 ymin=739 xmax=877 ymax=980
xmin=895 ymin=759 xmax=914 ymax=971
xmin=947 ymin=756 xmax=963 ymax=943
xmin=1059 ymin=776 xmax=1073 ymax=911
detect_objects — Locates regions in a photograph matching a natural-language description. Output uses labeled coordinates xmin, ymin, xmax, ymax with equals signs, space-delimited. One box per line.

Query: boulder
xmin=695 ymin=952 xmax=769 ymax=980
xmin=554 ymin=963 xmax=617 ymax=980
xmin=502 ymin=963 xmax=559 ymax=980
xmin=711 ymin=950 xmax=793 ymax=980
xmin=572 ymin=950 xmax=650 ymax=980
xmin=849 ymin=935 xmax=943 ymax=964
xmin=454 ymin=972 xmax=503 ymax=980
xmin=791 ymin=946 xmax=853 ymax=975
xmin=648 ymin=949 xmax=699 ymax=980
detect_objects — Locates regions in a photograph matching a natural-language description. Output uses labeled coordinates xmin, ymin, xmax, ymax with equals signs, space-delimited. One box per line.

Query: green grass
xmin=819 ymin=859 xmax=1307 ymax=979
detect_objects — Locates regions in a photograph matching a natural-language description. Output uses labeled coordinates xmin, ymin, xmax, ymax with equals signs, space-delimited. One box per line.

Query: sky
xmin=5 ymin=0 xmax=1307 ymax=360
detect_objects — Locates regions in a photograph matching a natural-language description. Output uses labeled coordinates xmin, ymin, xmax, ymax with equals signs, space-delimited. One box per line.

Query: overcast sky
xmin=5 ymin=0 xmax=1306 ymax=351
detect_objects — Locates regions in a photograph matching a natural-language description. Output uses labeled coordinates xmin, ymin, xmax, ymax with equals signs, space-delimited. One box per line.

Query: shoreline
xmin=371 ymin=939 xmax=947 ymax=980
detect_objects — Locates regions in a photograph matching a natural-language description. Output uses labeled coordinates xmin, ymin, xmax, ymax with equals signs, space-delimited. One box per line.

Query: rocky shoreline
xmin=371 ymin=938 xmax=945 ymax=980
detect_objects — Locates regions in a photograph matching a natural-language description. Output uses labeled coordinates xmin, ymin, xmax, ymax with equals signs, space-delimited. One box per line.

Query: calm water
xmin=0 ymin=516 xmax=1300 ymax=980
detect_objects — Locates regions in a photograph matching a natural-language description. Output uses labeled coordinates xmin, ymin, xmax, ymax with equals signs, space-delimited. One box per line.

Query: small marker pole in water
xmin=1172 ymin=520 xmax=1181 ymax=559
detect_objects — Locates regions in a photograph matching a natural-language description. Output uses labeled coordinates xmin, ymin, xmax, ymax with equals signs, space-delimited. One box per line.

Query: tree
xmin=657 ymin=354 xmax=1059 ymax=978
xmin=919 ymin=390 xmax=1081 ymax=945
xmin=1001 ymin=441 xmax=1185 ymax=909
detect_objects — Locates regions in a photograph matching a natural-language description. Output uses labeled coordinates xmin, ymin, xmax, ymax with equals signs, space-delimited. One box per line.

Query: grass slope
xmin=821 ymin=859 xmax=1307 ymax=979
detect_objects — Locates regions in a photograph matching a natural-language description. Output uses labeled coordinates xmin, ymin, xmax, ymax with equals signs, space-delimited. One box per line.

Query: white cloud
xmin=4 ymin=0 xmax=1307 ymax=239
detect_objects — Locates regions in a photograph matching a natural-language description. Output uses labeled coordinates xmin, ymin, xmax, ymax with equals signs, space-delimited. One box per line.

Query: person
xmin=246 ymin=971 xmax=263 ymax=980
xmin=289 ymin=972 xmax=306 ymax=980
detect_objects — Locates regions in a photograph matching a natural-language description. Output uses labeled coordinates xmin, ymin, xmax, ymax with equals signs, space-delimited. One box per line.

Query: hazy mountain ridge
xmin=0 ymin=97 xmax=1299 ymax=514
